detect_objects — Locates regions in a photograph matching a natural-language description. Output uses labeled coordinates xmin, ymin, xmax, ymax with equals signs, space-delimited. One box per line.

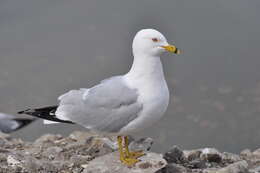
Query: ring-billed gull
xmin=18 ymin=29 xmax=180 ymax=166
xmin=0 ymin=112 xmax=35 ymax=133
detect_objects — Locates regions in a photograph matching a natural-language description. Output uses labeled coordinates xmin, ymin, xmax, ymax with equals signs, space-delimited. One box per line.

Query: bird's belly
xmin=119 ymin=86 xmax=169 ymax=135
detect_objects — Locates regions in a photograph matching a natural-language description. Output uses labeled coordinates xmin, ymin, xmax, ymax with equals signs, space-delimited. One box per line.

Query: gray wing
xmin=56 ymin=76 xmax=143 ymax=133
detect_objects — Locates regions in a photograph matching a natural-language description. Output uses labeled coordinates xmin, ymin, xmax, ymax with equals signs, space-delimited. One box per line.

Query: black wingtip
xmin=16 ymin=118 xmax=35 ymax=127
xmin=17 ymin=109 xmax=28 ymax=114
xmin=17 ymin=106 xmax=74 ymax=124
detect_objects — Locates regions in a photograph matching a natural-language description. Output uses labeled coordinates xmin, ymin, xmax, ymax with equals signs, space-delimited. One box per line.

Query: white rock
xmin=216 ymin=160 xmax=248 ymax=173
xmin=83 ymin=152 xmax=167 ymax=173
xmin=7 ymin=155 xmax=22 ymax=168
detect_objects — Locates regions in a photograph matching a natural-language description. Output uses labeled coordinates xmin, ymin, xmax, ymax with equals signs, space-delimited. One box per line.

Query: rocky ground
xmin=0 ymin=131 xmax=259 ymax=173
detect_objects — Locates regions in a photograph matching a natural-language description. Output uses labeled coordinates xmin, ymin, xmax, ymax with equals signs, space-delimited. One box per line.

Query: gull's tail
xmin=18 ymin=106 xmax=73 ymax=124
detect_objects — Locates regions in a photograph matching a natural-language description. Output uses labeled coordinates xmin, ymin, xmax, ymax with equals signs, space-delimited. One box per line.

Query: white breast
xmin=119 ymin=57 xmax=170 ymax=134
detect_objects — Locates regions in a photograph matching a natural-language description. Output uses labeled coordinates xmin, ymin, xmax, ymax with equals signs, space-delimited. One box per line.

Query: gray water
xmin=0 ymin=0 xmax=259 ymax=153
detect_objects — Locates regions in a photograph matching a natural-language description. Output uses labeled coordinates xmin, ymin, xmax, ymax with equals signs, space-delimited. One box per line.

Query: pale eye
xmin=152 ymin=38 xmax=159 ymax=42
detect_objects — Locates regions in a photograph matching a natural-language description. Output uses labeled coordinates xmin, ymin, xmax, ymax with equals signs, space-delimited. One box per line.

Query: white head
xmin=132 ymin=29 xmax=180 ymax=57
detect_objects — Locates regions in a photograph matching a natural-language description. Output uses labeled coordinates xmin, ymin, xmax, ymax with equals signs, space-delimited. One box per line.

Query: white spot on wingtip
xmin=43 ymin=120 xmax=60 ymax=124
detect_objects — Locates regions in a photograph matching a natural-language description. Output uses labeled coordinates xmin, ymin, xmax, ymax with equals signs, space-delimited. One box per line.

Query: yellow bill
xmin=161 ymin=45 xmax=181 ymax=54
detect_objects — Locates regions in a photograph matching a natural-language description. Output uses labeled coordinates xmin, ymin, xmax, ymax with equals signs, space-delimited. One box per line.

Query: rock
xmin=70 ymin=155 xmax=93 ymax=166
xmin=100 ymin=137 xmax=118 ymax=150
xmin=249 ymin=166 xmax=260 ymax=173
xmin=200 ymin=148 xmax=222 ymax=163
xmin=7 ymin=155 xmax=23 ymax=168
xmin=33 ymin=134 xmax=63 ymax=147
xmin=240 ymin=149 xmax=252 ymax=157
xmin=183 ymin=148 xmax=223 ymax=163
xmin=62 ymin=136 xmax=114 ymax=159
xmin=7 ymin=153 xmax=46 ymax=173
xmin=158 ymin=159 xmax=248 ymax=173
xmin=0 ymin=131 xmax=259 ymax=172
xmin=0 ymin=131 xmax=10 ymax=138
xmin=69 ymin=131 xmax=118 ymax=150
xmin=42 ymin=146 xmax=63 ymax=160
xmin=160 ymin=147 xmax=251 ymax=173
xmin=155 ymin=163 xmax=188 ymax=173
xmin=0 ymin=153 xmax=7 ymax=162
xmin=183 ymin=149 xmax=202 ymax=161
xmin=129 ymin=137 xmax=154 ymax=152
xmin=83 ymin=152 xmax=167 ymax=173
xmin=187 ymin=159 xmax=207 ymax=169
xmin=240 ymin=148 xmax=260 ymax=169
xmin=252 ymin=149 xmax=260 ymax=158
xmin=214 ymin=160 xmax=248 ymax=173
xmin=222 ymin=152 xmax=241 ymax=164
xmin=69 ymin=131 xmax=96 ymax=142
xmin=163 ymin=145 xmax=185 ymax=164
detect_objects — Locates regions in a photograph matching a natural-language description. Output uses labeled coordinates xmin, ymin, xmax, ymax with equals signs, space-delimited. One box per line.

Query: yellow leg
xmin=124 ymin=136 xmax=145 ymax=159
xmin=117 ymin=136 xmax=139 ymax=166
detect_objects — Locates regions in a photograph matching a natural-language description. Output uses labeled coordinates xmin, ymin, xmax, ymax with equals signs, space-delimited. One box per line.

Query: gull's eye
xmin=152 ymin=38 xmax=159 ymax=42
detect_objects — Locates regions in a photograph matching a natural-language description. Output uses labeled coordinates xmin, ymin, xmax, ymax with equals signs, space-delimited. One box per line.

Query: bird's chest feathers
xmin=126 ymin=72 xmax=170 ymax=114
xmin=139 ymin=79 xmax=169 ymax=114
xmin=125 ymin=57 xmax=170 ymax=115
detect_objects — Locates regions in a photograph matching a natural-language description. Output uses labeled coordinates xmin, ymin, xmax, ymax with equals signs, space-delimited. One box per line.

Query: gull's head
xmin=132 ymin=29 xmax=180 ymax=57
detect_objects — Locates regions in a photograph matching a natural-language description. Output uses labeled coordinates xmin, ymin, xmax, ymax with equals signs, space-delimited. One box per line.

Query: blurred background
xmin=0 ymin=0 xmax=259 ymax=153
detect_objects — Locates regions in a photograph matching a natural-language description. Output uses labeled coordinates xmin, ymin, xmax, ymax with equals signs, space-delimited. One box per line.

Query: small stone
xmin=240 ymin=149 xmax=252 ymax=157
xmin=39 ymin=160 xmax=66 ymax=172
xmin=129 ymin=137 xmax=154 ymax=152
xmin=188 ymin=159 xmax=207 ymax=169
xmin=138 ymin=162 xmax=153 ymax=169
xmin=100 ymin=138 xmax=118 ymax=150
xmin=215 ymin=160 xmax=248 ymax=173
xmin=41 ymin=146 xmax=63 ymax=160
xmin=0 ymin=138 xmax=7 ymax=148
xmin=69 ymin=131 xmax=96 ymax=142
xmin=155 ymin=163 xmax=187 ymax=173
xmin=7 ymin=155 xmax=22 ymax=168
xmin=201 ymin=148 xmax=222 ymax=163
xmin=34 ymin=134 xmax=63 ymax=146
xmin=81 ymin=164 xmax=88 ymax=169
xmin=252 ymin=148 xmax=260 ymax=158
xmin=0 ymin=132 xmax=10 ymax=138
xmin=46 ymin=146 xmax=63 ymax=154
xmin=183 ymin=149 xmax=202 ymax=161
xmin=249 ymin=166 xmax=260 ymax=173
xmin=222 ymin=152 xmax=241 ymax=164
xmin=85 ymin=137 xmax=114 ymax=157
xmin=163 ymin=146 xmax=185 ymax=164
xmin=83 ymin=152 xmax=166 ymax=173
xmin=70 ymin=155 xmax=93 ymax=165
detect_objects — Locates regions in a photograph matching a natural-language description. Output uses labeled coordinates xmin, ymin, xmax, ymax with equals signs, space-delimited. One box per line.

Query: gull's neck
xmin=125 ymin=54 xmax=166 ymax=83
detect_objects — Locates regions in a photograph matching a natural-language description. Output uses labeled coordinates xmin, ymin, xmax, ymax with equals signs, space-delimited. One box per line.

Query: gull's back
xmin=56 ymin=76 xmax=143 ymax=134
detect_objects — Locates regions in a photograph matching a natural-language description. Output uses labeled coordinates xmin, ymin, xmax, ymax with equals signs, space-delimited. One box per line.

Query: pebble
xmin=163 ymin=145 xmax=185 ymax=164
